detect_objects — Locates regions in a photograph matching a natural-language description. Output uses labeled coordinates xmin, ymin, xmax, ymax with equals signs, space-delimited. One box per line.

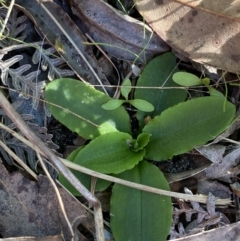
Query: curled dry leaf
xmin=135 ymin=0 xmax=240 ymax=73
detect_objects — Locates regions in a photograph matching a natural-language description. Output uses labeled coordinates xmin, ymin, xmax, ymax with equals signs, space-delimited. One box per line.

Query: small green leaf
xmin=143 ymin=96 xmax=235 ymax=160
xmin=59 ymin=147 xmax=111 ymax=195
xmin=172 ymin=72 xmax=202 ymax=86
xmin=128 ymin=99 xmax=154 ymax=112
xmin=201 ymin=77 xmax=210 ymax=85
xmin=45 ymin=78 xmax=131 ymax=139
xmin=74 ymin=132 xmax=145 ymax=174
xmin=101 ymin=99 xmax=126 ymax=110
xmin=133 ymin=133 xmax=151 ymax=151
xmin=121 ymin=78 xmax=132 ymax=100
xmin=110 ymin=161 xmax=172 ymax=241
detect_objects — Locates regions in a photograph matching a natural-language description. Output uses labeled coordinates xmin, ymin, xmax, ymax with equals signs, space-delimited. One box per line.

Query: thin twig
xmin=61 ymin=159 xmax=231 ymax=205
xmin=0 ymin=0 xmax=15 ymax=38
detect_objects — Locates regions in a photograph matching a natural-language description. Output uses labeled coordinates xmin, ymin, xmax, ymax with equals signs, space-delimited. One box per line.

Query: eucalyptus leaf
xmin=101 ymin=99 xmax=126 ymax=110
xmin=121 ymin=78 xmax=132 ymax=100
xmin=59 ymin=147 xmax=111 ymax=195
xmin=45 ymin=78 xmax=131 ymax=139
xmin=172 ymin=72 xmax=202 ymax=86
xmin=134 ymin=53 xmax=187 ymax=127
xmin=128 ymin=99 xmax=154 ymax=112
xmin=74 ymin=132 xmax=145 ymax=174
xmin=110 ymin=161 xmax=172 ymax=241
xmin=143 ymin=96 xmax=235 ymax=160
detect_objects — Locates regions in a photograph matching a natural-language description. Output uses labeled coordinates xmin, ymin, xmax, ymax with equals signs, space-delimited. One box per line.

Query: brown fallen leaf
xmin=135 ymin=0 xmax=240 ymax=73
xmin=15 ymin=0 xmax=113 ymax=95
xmin=0 ymin=160 xmax=94 ymax=240
xmin=70 ymin=0 xmax=170 ymax=63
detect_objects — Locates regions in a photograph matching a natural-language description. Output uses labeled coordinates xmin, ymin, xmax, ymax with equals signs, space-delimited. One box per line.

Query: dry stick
xmin=0 ymin=92 xmax=105 ymax=241
xmin=62 ymin=159 xmax=231 ymax=205
xmin=0 ymin=122 xmax=230 ymax=206
xmin=0 ymin=0 xmax=15 ymax=38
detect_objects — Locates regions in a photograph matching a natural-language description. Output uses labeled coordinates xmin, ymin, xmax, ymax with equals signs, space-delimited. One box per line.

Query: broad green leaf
xmin=143 ymin=96 xmax=235 ymax=160
xmin=110 ymin=161 xmax=172 ymax=241
xmin=59 ymin=147 xmax=110 ymax=195
xmin=74 ymin=132 xmax=145 ymax=174
xmin=133 ymin=133 xmax=151 ymax=151
xmin=172 ymin=72 xmax=202 ymax=86
xmin=45 ymin=78 xmax=131 ymax=139
xmin=134 ymin=53 xmax=187 ymax=127
xmin=128 ymin=99 xmax=154 ymax=112
xmin=121 ymin=78 xmax=131 ymax=100
xmin=101 ymin=99 xmax=126 ymax=110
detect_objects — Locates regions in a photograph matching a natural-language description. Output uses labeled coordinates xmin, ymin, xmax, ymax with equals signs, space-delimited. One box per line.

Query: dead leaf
xmin=15 ymin=0 xmax=113 ymax=95
xmin=135 ymin=0 xmax=240 ymax=73
xmin=0 ymin=160 xmax=94 ymax=240
xmin=70 ymin=0 xmax=170 ymax=63
xmin=196 ymin=147 xmax=240 ymax=183
xmin=197 ymin=180 xmax=232 ymax=199
xmin=196 ymin=145 xmax=226 ymax=163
